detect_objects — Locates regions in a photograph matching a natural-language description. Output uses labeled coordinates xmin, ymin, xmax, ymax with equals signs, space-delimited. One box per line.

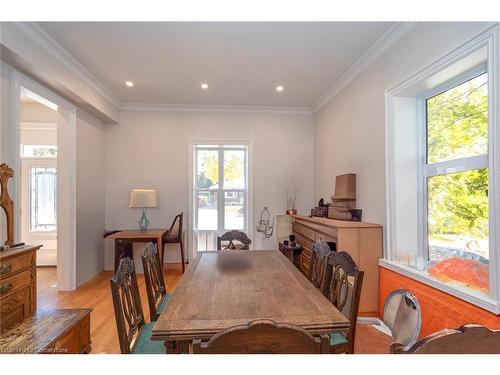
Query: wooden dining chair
xmin=142 ymin=242 xmax=171 ymax=322
xmin=392 ymin=324 xmax=500 ymax=354
xmin=383 ymin=289 xmax=422 ymax=353
xmin=217 ymin=230 xmax=252 ymax=250
xmin=110 ymin=257 xmax=164 ymax=354
xmin=189 ymin=319 xmax=330 ymax=354
xmin=308 ymin=240 xmax=335 ymax=295
xmin=163 ymin=212 xmax=185 ymax=273
xmin=325 ymin=251 xmax=364 ymax=354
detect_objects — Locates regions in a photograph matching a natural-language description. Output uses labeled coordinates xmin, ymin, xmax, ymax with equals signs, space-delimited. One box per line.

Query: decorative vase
xmin=139 ymin=208 xmax=150 ymax=231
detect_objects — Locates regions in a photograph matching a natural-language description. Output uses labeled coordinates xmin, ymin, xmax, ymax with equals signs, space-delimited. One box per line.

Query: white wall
xmin=104 ymin=109 xmax=314 ymax=268
xmin=313 ymin=22 xmax=493 ymax=241
xmin=75 ymin=108 xmax=106 ymax=286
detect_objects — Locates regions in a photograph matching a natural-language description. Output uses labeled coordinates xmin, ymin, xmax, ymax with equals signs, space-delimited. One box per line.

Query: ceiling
xmin=37 ymin=22 xmax=394 ymax=108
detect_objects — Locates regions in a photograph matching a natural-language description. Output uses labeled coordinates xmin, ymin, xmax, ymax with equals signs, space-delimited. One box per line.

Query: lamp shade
xmin=332 ymin=174 xmax=356 ymax=200
xmin=129 ymin=189 xmax=157 ymax=208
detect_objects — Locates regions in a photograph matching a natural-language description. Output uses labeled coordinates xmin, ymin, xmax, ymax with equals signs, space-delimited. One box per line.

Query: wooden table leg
xmin=165 ymin=340 xmax=179 ymax=354
xmin=158 ymin=235 xmax=164 ymax=267
xmin=114 ymin=239 xmax=133 ymax=273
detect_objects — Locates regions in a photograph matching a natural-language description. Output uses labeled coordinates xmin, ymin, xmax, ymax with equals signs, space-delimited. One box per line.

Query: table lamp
xmin=129 ymin=189 xmax=157 ymax=231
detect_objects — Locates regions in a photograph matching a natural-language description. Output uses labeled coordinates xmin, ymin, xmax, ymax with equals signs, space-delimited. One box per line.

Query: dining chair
xmin=110 ymin=257 xmax=164 ymax=354
xmin=308 ymin=240 xmax=334 ymax=295
xmin=217 ymin=230 xmax=252 ymax=250
xmin=383 ymin=289 xmax=422 ymax=353
xmin=393 ymin=324 xmax=500 ymax=354
xmin=163 ymin=212 xmax=185 ymax=273
xmin=142 ymin=242 xmax=171 ymax=322
xmin=325 ymin=251 xmax=364 ymax=354
xmin=189 ymin=319 xmax=330 ymax=354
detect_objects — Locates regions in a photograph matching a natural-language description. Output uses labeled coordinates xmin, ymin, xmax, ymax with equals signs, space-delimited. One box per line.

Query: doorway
xmin=19 ymin=94 xmax=58 ymax=266
xmin=11 ymin=72 xmax=77 ymax=291
xmin=189 ymin=141 xmax=253 ymax=257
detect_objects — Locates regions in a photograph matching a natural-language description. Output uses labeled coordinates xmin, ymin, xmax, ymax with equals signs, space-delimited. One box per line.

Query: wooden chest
xmin=0 ymin=308 xmax=92 ymax=354
xmin=0 ymin=245 xmax=41 ymax=332
xmin=291 ymin=215 xmax=382 ymax=315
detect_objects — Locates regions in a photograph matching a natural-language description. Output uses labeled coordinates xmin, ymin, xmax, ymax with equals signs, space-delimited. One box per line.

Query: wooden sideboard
xmin=291 ymin=215 xmax=382 ymax=314
xmin=0 ymin=245 xmax=41 ymax=332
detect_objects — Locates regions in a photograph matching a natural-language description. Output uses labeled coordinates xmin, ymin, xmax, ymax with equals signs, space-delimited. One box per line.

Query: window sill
xmin=379 ymin=258 xmax=500 ymax=315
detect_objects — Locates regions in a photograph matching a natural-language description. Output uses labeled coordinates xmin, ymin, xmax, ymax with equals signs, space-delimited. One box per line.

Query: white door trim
xmin=11 ymin=71 xmax=77 ymax=291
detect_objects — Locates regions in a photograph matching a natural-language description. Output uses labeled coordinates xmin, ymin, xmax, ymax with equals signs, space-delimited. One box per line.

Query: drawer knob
xmin=0 ymin=263 xmax=12 ymax=275
xmin=0 ymin=282 xmax=13 ymax=294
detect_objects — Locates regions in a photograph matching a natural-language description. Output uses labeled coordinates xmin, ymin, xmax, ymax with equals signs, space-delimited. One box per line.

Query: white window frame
xmin=383 ymin=24 xmax=500 ymax=314
xmin=187 ymin=140 xmax=253 ymax=258
xmin=419 ymin=65 xmax=489 ymax=264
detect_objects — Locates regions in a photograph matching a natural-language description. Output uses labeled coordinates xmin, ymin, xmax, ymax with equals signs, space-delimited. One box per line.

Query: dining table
xmin=151 ymin=249 xmax=350 ymax=353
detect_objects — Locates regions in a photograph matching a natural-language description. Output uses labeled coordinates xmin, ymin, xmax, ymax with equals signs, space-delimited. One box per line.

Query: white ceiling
xmin=37 ymin=22 xmax=394 ymax=108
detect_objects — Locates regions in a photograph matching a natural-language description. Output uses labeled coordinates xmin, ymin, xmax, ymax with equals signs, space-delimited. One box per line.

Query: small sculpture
xmin=256 ymin=207 xmax=274 ymax=238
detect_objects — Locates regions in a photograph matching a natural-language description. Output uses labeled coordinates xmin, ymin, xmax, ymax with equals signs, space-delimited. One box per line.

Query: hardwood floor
xmin=36 ymin=265 xmax=391 ymax=354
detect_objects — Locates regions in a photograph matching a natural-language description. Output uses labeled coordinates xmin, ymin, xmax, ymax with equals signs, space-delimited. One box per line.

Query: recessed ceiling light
xmin=276 ymin=85 xmax=284 ymax=92
xmin=201 ymin=83 xmax=209 ymax=90
xmin=125 ymin=81 xmax=134 ymax=87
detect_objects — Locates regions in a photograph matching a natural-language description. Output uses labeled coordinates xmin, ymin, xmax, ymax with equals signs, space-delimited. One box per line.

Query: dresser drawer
xmin=0 ymin=252 xmax=34 ymax=280
xmin=294 ymin=233 xmax=313 ymax=258
xmin=0 ymin=287 xmax=31 ymax=332
xmin=0 ymin=269 xmax=32 ymax=297
xmin=300 ymin=255 xmax=310 ymax=276
xmin=293 ymin=222 xmax=316 ymax=241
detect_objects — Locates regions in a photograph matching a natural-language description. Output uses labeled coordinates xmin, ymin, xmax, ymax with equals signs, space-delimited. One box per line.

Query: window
xmin=21 ymin=144 xmax=57 ymax=158
xmin=385 ymin=27 xmax=500 ymax=313
xmin=30 ymin=167 xmax=57 ymax=232
xmin=193 ymin=144 xmax=249 ymax=251
xmin=424 ymin=72 xmax=489 ymax=295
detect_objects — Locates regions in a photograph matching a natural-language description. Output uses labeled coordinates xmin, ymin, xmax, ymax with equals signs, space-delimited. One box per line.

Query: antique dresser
xmin=0 ymin=244 xmax=41 ymax=332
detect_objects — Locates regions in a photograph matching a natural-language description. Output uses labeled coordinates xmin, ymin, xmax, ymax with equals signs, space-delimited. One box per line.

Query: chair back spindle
xmin=217 ymin=230 xmax=252 ymax=250
xmin=326 ymin=251 xmax=364 ymax=354
xmin=190 ymin=319 xmax=330 ymax=354
xmin=142 ymin=242 xmax=168 ymax=321
xmin=110 ymin=258 xmax=146 ymax=354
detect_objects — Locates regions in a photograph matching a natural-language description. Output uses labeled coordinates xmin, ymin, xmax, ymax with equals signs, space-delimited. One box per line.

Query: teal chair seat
xmin=133 ymin=323 xmax=165 ymax=354
xmin=157 ymin=293 xmax=172 ymax=314
xmin=330 ymin=333 xmax=348 ymax=346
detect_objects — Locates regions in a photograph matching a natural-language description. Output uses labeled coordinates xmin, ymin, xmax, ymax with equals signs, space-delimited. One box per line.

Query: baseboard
xmin=37 ymin=249 xmax=57 ymax=266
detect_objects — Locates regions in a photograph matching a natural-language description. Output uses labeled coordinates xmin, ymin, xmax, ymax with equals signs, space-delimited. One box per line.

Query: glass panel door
xmin=194 ymin=144 xmax=248 ymax=251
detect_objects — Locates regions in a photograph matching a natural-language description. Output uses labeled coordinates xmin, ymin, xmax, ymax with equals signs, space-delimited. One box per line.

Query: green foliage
xmin=427 ymin=73 xmax=489 ymax=240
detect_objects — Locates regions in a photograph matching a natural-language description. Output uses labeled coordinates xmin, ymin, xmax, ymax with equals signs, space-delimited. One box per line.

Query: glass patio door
xmin=194 ymin=144 xmax=248 ymax=251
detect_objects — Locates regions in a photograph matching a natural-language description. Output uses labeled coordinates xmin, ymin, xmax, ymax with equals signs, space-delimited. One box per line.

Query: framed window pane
xmin=223 ymin=150 xmax=245 ymax=189
xmin=196 ymin=149 xmax=218 ymax=189
xmin=21 ymin=145 xmax=57 ymax=158
xmin=30 ymin=167 xmax=57 ymax=231
xmin=224 ymin=191 xmax=244 ymax=230
xmin=427 ymin=168 xmax=489 ymax=294
xmin=426 ymin=73 xmax=488 ymax=164
xmin=197 ymin=191 xmax=218 ymax=230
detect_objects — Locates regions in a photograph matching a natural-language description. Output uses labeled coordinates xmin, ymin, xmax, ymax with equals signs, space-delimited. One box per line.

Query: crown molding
xmin=121 ymin=102 xmax=313 ymax=115
xmin=12 ymin=22 xmax=122 ymax=109
xmin=311 ymin=22 xmax=418 ymax=113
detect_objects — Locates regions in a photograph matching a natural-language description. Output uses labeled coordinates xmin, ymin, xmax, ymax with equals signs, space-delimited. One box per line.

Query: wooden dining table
xmin=151 ymin=250 xmax=350 ymax=353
